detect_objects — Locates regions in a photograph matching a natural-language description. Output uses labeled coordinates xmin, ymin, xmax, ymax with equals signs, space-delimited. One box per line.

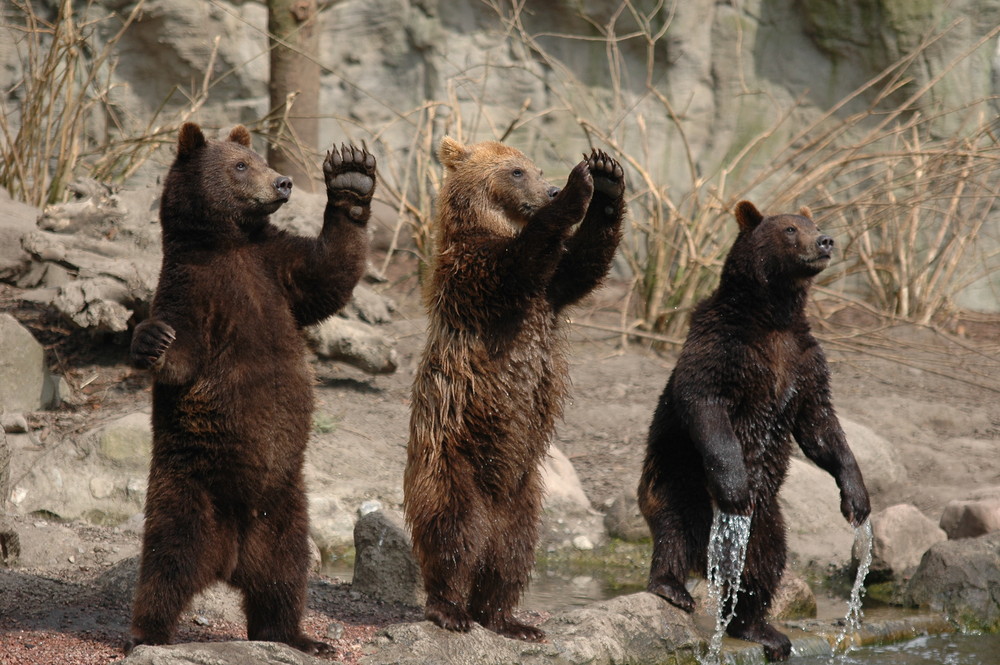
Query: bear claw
xmin=585 ymin=148 xmax=625 ymax=199
xmin=323 ymin=141 xmax=377 ymax=207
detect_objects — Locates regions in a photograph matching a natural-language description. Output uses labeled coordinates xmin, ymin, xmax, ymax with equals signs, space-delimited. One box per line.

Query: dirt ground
xmin=1 ymin=261 xmax=999 ymax=664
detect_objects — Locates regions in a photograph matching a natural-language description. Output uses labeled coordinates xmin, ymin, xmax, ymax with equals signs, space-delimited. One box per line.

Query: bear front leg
xmin=130 ymin=319 xmax=175 ymax=371
xmin=547 ymin=149 xmax=626 ymax=311
xmin=281 ymin=143 xmax=375 ymax=327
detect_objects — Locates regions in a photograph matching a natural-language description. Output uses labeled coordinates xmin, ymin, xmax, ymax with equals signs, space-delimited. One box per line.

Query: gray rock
xmin=306 ymin=316 xmax=398 ymax=375
xmin=690 ymin=570 xmax=816 ymax=620
xmin=840 ymin=418 xmax=907 ymax=495
xmin=0 ymin=188 xmax=38 ymax=282
xmin=0 ymin=313 xmax=51 ymax=412
xmin=780 ymin=457 xmax=856 ymax=568
xmin=362 ymin=592 xmax=701 ymax=665
xmin=856 ymin=504 xmax=947 ymax=583
xmin=351 ymin=509 xmax=421 ymax=606
xmin=7 ymin=412 xmax=149 ymax=523
xmin=123 ymin=640 xmax=337 ymax=665
xmin=904 ymin=531 xmax=1000 ymax=631
xmin=603 ymin=490 xmax=649 ymax=543
xmin=540 ymin=445 xmax=606 ymax=550
xmin=347 ymin=283 xmax=396 ymax=325
xmin=940 ymin=498 xmax=1000 ymax=540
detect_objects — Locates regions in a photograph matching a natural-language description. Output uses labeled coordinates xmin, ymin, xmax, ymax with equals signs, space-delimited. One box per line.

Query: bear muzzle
xmin=274 ymin=176 xmax=293 ymax=201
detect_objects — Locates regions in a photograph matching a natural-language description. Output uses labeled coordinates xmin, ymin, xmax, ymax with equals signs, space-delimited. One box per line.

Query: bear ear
xmin=439 ymin=136 xmax=471 ymax=169
xmin=177 ymin=122 xmax=206 ymax=159
xmin=228 ymin=125 xmax=252 ymax=148
xmin=798 ymin=205 xmax=813 ymax=219
xmin=734 ymin=200 xmax=764 ymax=232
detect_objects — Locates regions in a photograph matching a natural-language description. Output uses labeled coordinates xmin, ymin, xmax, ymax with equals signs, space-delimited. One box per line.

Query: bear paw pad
xmin=324 ymin=142 xmax=377 ymax=204
xmin=584 ymin=148 xmax=624 ymax=199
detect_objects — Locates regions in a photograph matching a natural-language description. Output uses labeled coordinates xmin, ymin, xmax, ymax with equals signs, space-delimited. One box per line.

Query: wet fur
xmin=127 ymin=124 xmax=375 ymax=655
xmin=637 ymin=201 xmax=870 ymax=662
xmin=405 ymin=139 xmax=626 ymax=642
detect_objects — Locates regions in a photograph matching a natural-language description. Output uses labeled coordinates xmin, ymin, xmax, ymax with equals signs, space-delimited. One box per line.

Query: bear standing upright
xmin=127 ymin=123 xmax=375 ymax=654
xmin=637 ymin=201 xmax=870 ymax=661
xmin=405 ymin=138 xmax=626 ymax=641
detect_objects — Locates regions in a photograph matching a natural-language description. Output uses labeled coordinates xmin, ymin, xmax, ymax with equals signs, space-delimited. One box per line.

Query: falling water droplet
xmin=830 ymin=518 xmax=873 ymax=661
xmin=700 ymin=510 xmax=752 ymax=665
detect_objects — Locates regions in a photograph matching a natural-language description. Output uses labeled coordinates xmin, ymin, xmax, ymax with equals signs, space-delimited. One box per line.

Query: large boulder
xmin=7 ymin=411 xmax=150 ymax=523
xmin=361 ymin=592 xmax=702 ymax=665
xmin=904 ymin=531 xmax=1000 ymax=631
xmin=856 ymin=504 xmax=947 ymax=582
xmin=0 ymin=314 xmax=53 ymax=412
xmin=840 ymin=418 xmax=907 ymax=496
xmin=940 ymin=498 xmax=1000 ymax=540
xmin=123 ymin=641 xmax=328 ymax=665
xmin=780 ymin=457 xmax=856 ymax=568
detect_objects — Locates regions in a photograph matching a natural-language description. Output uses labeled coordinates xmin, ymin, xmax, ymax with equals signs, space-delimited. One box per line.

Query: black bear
xmin=637 ymin=200 xmax=870 ymax=661
xmin=405 ymin=138 xmax=626 ymax=641
xmin=127 ymin=123 xmax=374 ymax=654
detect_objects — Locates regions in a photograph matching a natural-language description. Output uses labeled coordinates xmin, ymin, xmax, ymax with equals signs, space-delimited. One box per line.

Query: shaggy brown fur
xmin=127 ymin=123 xmax=375 ymax=655
xmin=637 ymin=201 xmax=870 ymax=661
xmin=405 ymin=138 xmax=626 ymax=642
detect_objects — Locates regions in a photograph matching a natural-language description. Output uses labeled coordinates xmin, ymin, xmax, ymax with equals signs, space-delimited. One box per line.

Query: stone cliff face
xmin=6 ymin=0 xmax=994 ymax=176
xmin=3 ymin=0 xmax=999 ymax=307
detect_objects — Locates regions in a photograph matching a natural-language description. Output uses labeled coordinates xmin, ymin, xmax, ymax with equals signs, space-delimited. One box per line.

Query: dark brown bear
xmin=405 ymin=138 xmax=626 ymax=642
xmin=637 ymin=201 xmax=870 ymax=661
xmin=127 ymin=123 xmax=375 ymax=654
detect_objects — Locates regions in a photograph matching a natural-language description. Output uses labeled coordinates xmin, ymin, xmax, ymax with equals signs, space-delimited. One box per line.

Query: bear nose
xmin=547 ymin=186 xmax=560 ymax=199
xmin=274 ymin=176 xmax=293 ymax=200
xmin=817 ymin=235 xmax=834 ymax=252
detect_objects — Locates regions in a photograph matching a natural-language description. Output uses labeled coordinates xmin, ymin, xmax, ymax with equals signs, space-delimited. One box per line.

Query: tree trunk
xmin=267 ymin=0 xmax=320 ymax=192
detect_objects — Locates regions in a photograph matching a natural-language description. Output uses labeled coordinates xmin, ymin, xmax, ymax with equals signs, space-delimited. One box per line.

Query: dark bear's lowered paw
xmin=129 ymin=319 xmax=175 ymax=370
xmin=648 ymin=578 xmax=695 ymax=613
xmin=323 ymin=142 xmax=377 ymax=218
xmin=426 ymin=599 xmax=474 ymax=633
xmin=727 ymin=621 xmax=792 ymax=662
xmin=584 ymin=148 xmax=624 ymax=199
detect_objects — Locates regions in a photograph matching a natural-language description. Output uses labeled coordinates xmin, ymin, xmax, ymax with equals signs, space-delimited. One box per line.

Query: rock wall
xmin=4 ymin=0 xmax=1000 ymax=307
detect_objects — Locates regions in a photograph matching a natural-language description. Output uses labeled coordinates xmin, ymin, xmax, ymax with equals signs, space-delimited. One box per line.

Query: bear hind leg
xmin=725 ymin=499 xmax=791 ymax=662
xmin=639 ymin=462 xmax=711 ymax=614
xmin=232 ymin=493 xmax=330 ymax=655
xmin=128 ymin=482 xmax=232 ymax=652
xmin=411 ymin=510 xmax=477 ymax=633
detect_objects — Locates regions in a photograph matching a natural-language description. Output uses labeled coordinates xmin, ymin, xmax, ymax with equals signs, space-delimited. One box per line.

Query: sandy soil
xmin=1 ymin=265 xmax=998 ymax=664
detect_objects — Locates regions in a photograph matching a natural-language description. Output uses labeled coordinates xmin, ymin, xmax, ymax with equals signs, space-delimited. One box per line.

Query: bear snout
xmin=817 ymin=234 xmax=834 ymax=256
xmin=547 ymin=186 xmax=561 ymax=199
xmin=274 ymin=176 xmax=293 ymax=200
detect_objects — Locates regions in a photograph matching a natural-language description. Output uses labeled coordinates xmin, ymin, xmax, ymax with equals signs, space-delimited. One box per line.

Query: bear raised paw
xmin=324 ymin=142 xmax=377 ymax=221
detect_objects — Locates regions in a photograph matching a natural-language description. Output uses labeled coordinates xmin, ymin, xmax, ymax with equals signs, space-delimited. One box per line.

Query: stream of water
xmin=829 ymin=518 xmax=874 ymax=659
xmin=700 ymin=510 xmax=753 ymax=665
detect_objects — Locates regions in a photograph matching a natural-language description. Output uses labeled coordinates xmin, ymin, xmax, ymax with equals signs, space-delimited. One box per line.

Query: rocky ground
xmin=1 ymin=246 xmax=999 ymax=664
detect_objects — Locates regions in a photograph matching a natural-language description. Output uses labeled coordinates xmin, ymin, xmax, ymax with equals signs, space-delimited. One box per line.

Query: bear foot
xmin=727 ymin=621 xmax=792 ymax=662
xmin=426 ymin=599 xmax=474 ymax=633
xmin=648 ymin=577 xmax=695 ymax=613
xmin=323 ymin=142 xmax=376 ymax=219
xmin=584 ymin=148 xmax=624 ymax=200
xmin=486 ymin=617 xmax=546 ymax=643
xmin=283 ymin=634 xmax=334 ymax=655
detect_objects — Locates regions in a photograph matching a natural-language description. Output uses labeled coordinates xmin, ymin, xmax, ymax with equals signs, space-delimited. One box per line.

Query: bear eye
xmin=785 ymin=226 xmax=797 ymax=234
xmin=236 ymin=161 xmax=247 ymax=171
xmin=511 ymin=168 xmax=523 ymax=178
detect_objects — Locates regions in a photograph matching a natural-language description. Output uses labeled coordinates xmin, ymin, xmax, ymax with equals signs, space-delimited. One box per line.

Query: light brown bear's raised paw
xmin=324 ymin=142 xmax=377 ymax=219
xmin=584 ymin=148 xmax=624 ymax=199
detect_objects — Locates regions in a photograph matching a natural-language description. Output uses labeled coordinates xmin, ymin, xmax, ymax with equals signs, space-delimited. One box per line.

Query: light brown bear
xmin=404 ymin=137 xmax=626 ymax=641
